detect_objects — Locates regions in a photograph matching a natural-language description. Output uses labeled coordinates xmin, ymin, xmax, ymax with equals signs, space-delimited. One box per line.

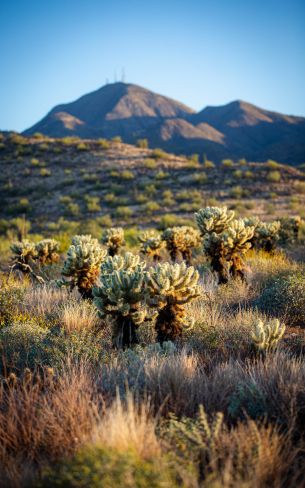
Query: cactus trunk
xmin=155 ymin=304 xmax=185 ymax=343
xmin=113 ymin=316 xmax=140 ymax=348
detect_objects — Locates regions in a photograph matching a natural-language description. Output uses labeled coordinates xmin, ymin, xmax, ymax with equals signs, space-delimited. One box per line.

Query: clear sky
xmin=1 ymin=0 xmax=304 ymax=132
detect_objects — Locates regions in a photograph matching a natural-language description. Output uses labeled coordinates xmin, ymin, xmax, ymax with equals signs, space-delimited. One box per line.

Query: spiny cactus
xmin=57 ymin=235 xmax=106 ymax=299
xmin=161 ymin=226 xmax=201 ymax=264
xmin=251 ymin=318 xmax=285 ymax=353
xmin=9 ymin=240 xmax=45 ymax=283
xmin=147 ymin=262 xmax=200 ymax=342
xmin=195 ymin=207 xmax=254 ymax=283
xmin=244 ymin=219 xmax=281 ymax=253
xmin=93 ymin=263 xmax=154 ymax=348
xmin=195 ymin=206 xmax=234 ymax=235
xmin=100 ymin=252 xmax=146 ymax=274
xmin=101 ymin=227 xmax=125 ymax=256
xmin=10 ymin=240 xmax=37 ymax=272
xmin=35 ymin=239 xmax=60 ymax=265
xmin=139 ymin=231 xmax=165 ymax=262
xmin=279 ymin=216 xmax=301 ymax=244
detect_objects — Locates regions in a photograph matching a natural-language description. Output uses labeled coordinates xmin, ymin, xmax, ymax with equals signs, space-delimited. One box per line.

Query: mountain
xmin=23 ymin=83 xmax=305 ymax=165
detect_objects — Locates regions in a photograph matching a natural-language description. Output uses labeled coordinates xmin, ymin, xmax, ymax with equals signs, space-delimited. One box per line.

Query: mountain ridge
xmin=23 ymin=82 xmax=305 ymax=165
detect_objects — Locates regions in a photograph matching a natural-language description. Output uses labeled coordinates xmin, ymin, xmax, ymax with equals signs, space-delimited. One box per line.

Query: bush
xmin=41 ymin=445 xmax=174 ymax=488
xmin=136 ymin=138 xmax=148 ymax=149
xmin=256 ymin=270 xmax=305 ymax=326
xmin=267 ymin=170 xmax=281 ymax=182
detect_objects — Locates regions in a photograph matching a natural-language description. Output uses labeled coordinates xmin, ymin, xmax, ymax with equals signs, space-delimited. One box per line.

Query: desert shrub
xmin=144 ymin=201 xmax=160 ymax=214
xmin=151 ymin=148 xmax=168 ymax=160
xmin=256 ymin=270 xmax=305 ymax=326
xmin=77 ymin=142 xmax=88 ymax=151
xmin=0 ymin=277 xmax=28 ymax=327
xmin=97 ymin=138 xmax=110 ymax=149
xmin=115 ymin=206 xmax=133 ymax=219
xmin=136 ymin=138 xmax=148 ymax=149
xmin=40 ymin=168 xmax=51 ymax=177
xmin=0 ymin=319 xmax=50 ymax=370
xmin=84 ymin=195 xmax=101 ymax=213
xmin=267 ymin=170 xmax=281 ymax=182
xmin=57 ymin=235 xmax=106 ymax=299
xmin=222 ymin=159 xmax=234 ymax=167
xmin=112 ymin=136 xmax=122 ymax=143
xmin=142 ymin=158 xmax=156 ymax=169
xmin=121 ymin=170 xmax=135 ymax=180
xmin=40 ymin=446 xmax=174 ymax=488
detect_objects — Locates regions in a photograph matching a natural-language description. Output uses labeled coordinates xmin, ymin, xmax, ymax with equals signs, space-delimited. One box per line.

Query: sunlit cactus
xmin=161 ymin=226 xmax=201 ymax=264
xmin=93 ymin=263 xmax=154 ymax=348
xmin=279 ymin=216 xmax=302 ymax=244
xmin=10 ymin=240 xmax=37 ymax=273
xmin=255 ymin=221 xmax=281 ymax=253
xmin=101 ymin=227 xmax=125 ymax=256
xmin=195 ymin=207 xmax=254 ymax=283
xmin=35 ymin=238 xmax=60 ymax=265
xmin=57 ymin=235 xmax=106 ymax=299
xmin=139 ymin=231 xmax=165 ymax=262
xmin=195 ymin=206 xmax=235 ymax=236
xmin=147 ymin=262 xmax=201 ymax=342
xmin=100 ymin=251 xmax=146 ymax=275
xmin=251 ymin=318 xmax=285 ymax=353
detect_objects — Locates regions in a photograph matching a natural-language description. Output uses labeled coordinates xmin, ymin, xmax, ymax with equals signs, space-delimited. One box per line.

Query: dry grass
xmin=59 ymin=299 xmax=100 ymax=333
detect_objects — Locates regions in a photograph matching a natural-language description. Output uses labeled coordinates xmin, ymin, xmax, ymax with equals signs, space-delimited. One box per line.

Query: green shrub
xmin=256 ymin=270 xmax=305 ymax=326
xmin=40 ymin=445 xmax=175 ymax=488
xmin=97 ymin=138 xmax=110 ymax=149
xmin=151 ymin=148 xmax=168 ymax=160
xmin=112 ymin=136 xmax=122 ymax=143
xmin=267 ymin=170 xmax=281 ymax=182
xmin=136 ymin=138 xmax=148 ymax=149
xmin=116 ymin=206 xmax=133 ymax=219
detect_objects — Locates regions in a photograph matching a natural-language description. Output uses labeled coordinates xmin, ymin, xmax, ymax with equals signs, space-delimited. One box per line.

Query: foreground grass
xmin=0 ymin=250 xmax=304 ymax=487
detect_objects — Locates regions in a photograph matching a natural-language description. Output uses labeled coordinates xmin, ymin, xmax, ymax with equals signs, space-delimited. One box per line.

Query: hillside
xmin=1 ymin=132 xmax=305 ymax=244
xmin=23 ymin=83 xmax=305 ymax=165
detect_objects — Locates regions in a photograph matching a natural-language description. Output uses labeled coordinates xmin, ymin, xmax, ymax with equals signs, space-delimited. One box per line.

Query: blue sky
xmin=1 ymin=0 xmax=304 ymax=131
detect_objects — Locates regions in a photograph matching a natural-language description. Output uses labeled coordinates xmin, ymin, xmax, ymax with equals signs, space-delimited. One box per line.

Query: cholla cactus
xmin=195 ymin=207 xmax=254 ymax=283
xmin=93 ymin=264 xmax=154 ymax=348
xmin=251 ymin=318 xmax=285 ymax=353
xmin=35 ymin=239 xmax=60 ymax=265
xmin=10 ymin=240 xmax=37 ymax=273
xmin=139 ymin=231 xmax=165 ymax=262
xmin=255 ymin=221 xmax=281 ymax=253
xmin=162 ymin=226 xmax=201 ymax=264
xmin=195 ymin=206 xmax=234 ymax=235
xmin=279 ymin=216 xmax=301 ymax=244
xmin=101 ymin=227 xmax=125 ymax=256
xmin=9 ymin=239 xmax=45 ymax=283
xmin=57 ymin=235 xmax=106 ymax=299
xmin=147 ymin=262 xmax=200 ymax=342
xmin=101 ymin=252 xmax=145 ymax=274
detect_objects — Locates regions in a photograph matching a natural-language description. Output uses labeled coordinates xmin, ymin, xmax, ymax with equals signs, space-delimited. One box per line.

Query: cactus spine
xmin=147 ymin=262 xmax=200 ymax=342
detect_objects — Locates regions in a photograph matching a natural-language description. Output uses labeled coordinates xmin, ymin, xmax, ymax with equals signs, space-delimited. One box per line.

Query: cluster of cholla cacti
xmin=161 ymin=226 xmax=201 ymax=264
xmin=10 ymin=238 xmax=60 ymax=283
xmin=57 ymin=235 xmax=106 ymax=299
xmin=251 ymin=318 xmax=286 ymax=354
xmin=101 ymin=227 xmax=125 ymax=256
xmin=93 ymin=254 xmax=200 ymax=348
xmin=195 ymin=207 xmax=255 ymax=283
